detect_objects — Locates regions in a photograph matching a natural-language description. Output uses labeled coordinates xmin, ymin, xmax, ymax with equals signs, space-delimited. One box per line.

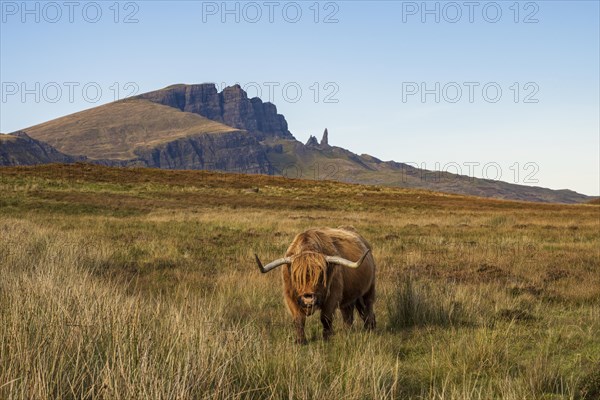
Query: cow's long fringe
xmin=291 ymin=252 xmax=327 ymax=292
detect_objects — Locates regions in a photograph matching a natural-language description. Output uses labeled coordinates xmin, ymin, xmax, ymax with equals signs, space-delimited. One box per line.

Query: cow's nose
xmin=298 ymin=293 xmax=316 ymax=306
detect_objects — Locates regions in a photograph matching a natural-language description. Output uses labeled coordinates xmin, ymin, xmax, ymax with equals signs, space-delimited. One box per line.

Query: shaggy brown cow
xmin=255 ymin=226 xmax=376 ymax=344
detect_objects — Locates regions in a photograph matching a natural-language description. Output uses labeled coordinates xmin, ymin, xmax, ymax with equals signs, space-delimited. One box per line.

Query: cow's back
xmin=324 ymin=227 xmax=376 ymax=303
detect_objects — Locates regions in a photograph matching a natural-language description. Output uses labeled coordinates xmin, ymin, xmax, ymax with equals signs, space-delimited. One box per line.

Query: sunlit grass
xmin=0 ymin=164 xmax=599 ymax=399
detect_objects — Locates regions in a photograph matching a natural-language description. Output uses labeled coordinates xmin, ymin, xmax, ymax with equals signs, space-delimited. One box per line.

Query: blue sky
xmin=1 ymin=1 xmax=598 ymax=195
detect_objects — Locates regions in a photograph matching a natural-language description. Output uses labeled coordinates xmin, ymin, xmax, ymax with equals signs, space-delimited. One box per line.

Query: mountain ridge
xmin=2 ymin=83 xmax=592 ymax=204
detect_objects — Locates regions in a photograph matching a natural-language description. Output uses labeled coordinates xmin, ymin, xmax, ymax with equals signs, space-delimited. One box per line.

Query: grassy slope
xmin=1 ymin=164 xmax=599 ymax=399
xmin=0 ymin=134 xmax=18 ymax=142
xmin=20 ymin=99 xmax=237 ymax=160
xmin=265 ymin=139 xmax=591 ymax=204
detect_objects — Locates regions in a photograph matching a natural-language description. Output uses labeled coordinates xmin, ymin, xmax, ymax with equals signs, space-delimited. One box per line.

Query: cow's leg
xmin=320 ymin=268 xmax=343 ymax=341
xmin=340 ymin=302 xmax=355 ymax=327
xmin=356 ymin=283 xmax=376 ymax=330
xmin=320 ymin=309 xmax=335 ymax=340
xmin=320 ymin=291 xmax=342 ymax=340
xmin=294 ymin=315 xmax=307 ymax=345
xmin=284 ymin=294 xmax=307 ymax=344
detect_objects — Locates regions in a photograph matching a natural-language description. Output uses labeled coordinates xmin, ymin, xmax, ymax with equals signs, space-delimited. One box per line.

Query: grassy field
xmin=0 ymin=164 xmax=599 ymax=399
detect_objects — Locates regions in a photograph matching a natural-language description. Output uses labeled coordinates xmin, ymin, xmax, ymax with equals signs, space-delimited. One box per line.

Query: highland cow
xmin=255 ymin=226 xmax=376 ymax=344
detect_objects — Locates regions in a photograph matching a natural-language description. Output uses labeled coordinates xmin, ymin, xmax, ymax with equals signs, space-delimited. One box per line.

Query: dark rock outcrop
xmin=136 ymin=83 xmax=222 ymax=121
xmin=304 ymin=128 xmax=330 ymax=149
xmin=0 ymin=130 xmax=272 ymax=174
xmin=305 ymin=135 xmax=319 ymax=147
xmin=220 ymin=85 xmax=259 ymax=132
xmin=250 ymin=98 xmax=291 ymax=140
xmin=133 ymin=130 xmax=272 ymax=173
xmin=137 ymin=84 xmax=293 ymax=140
xmin=320 ymin=128 xmax=329 ymax=147
xmin=0 ymin=132 xmax=84 ymax=166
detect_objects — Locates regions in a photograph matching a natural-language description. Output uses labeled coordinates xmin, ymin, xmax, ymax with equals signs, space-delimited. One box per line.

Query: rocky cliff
xmin=6 ymin=129 xmax=273 ymax=173
xmin=133 ymin=130 xmax=272 ymax=173
xmin=0 ymin=132 xmax=84 ymax=166
xmin=137 ymin=84 xmax=293 ymax=140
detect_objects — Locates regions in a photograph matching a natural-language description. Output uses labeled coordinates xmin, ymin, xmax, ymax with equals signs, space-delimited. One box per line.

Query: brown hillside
xmin=22 ymin=99 xmax=237 ymax=160
xmin=0 ymin=163 xmax=590 ymax=213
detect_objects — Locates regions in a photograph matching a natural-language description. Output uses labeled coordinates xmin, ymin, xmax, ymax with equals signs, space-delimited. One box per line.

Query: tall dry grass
xmin=1 ymin=165 xmax=599 ymax=399
xmin=1 ymin=220 xmax=410 ymax=399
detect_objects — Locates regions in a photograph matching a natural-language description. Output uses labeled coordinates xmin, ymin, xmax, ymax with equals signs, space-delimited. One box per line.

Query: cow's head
xmin=254 ymin=249 xmax=370 ymax=314
xmin=290 ymin=252 xmax=328 ymax=314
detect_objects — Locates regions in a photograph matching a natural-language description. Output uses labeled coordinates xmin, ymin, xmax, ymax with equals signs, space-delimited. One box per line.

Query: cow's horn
xmin=325 ymin=249 xmax=370 ymax=269
xmin=254 ymin=254 xmax=292 ymax=273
